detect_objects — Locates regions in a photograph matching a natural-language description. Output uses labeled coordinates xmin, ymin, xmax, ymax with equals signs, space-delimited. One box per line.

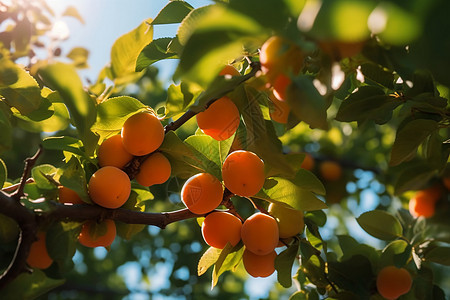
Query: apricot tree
xmin=1 ymin=0 xmax=450 ymax=299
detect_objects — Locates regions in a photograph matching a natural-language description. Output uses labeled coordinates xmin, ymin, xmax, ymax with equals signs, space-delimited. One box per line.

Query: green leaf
xmin=356 ymin=210 xmax=403 ymax=240
xmin=0 ymin=101 xmax=12 ymax=152
xmin=62 ymin=5 xmax=85 ymax=24
xmin=164 ymin=82 xmax=201 ymax=118
xmin=1 ymin=269 xmax=65 ymax=299
xmin=393 ymin=162 xmax=437 ymax=195
xmin=380 ymin=239 xmax=410 ymax=268
xmin=424 ymin=246 xmax=450 ymax=266
xmin=0 ymin=213 xmax=19 ymax=243
xmin=0 ymin=158 xmax=6 ymax=188
xmin=46 ymin=222 xmax=80 ymax=267
xmin=198 ymin=246 xmax=222 ymax=276
xmin=360 ymin=63 xmax=395 ymax=89
xmin=42 ymin=136 xmax=88 ymax=160
xmin=92 ymin=96 xmax=146 ymax=139
xmin=151 ymin=0 xmax=194 ymax=25
xmin=275 ymin=241 xmax=300 ymax=288
xmin=255 ymin=177 xmax=327 ymax=212
xmin=109 ymin=19 xmax=153 ymax=81
xmin=59 ymin=156 xmax=91 ymax=203
xmin=38 ymin=62 xmax=98 ymax=155
xmin=159 ymin=131 xmax=221 ymax=179
xmin=291 ymin=169 xmax=326 ymax=196
xmin=66 ymin=47 xmax=89 ymax=68
xmin=14 ymin=90 xmax=70 ymax=133
xmin=212 ymin=243 xmax=244 ymax=288
xmin=31 ymin=164 xmax=58 ymax=190
xmin=390 ymin=118 xmax=439 ymax=166
xmin=0 ymin=58 xmax=41 ymax=115
xmin=335 ymin=86 xmax=399 ymax=124
xmin=287 ymin=75 xmax=328 ymax=130
xmin=337 ymin=235 xmax=379 ymax=269
xmin=136 ymin=38 xmax=179 ymax=71
xmin=327 ymin=255 xmax=374 ymax=298
xmin=185 ymin=134 xmax=234 ymax=179
xmin=175 ymin=5 xmax=264 ymax=87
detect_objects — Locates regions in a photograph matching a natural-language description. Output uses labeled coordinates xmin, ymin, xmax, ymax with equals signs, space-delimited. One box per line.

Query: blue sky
xmin=46 ymin=0 xmax=211 ymax=83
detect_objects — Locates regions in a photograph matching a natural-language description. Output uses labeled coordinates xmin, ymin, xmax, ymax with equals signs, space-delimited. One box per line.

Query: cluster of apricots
xmin=376 ymin=266 xmax=412 ymax=299
xmin=26 ymin=111 xmax=172 ymax=269
xmin=180 ymin=149 xmax=305 ymax=278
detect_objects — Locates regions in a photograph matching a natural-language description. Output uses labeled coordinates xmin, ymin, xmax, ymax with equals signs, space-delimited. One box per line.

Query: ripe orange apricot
xmin=319 ymin=160 xmax=342 ymax=181
xmin=242 ymin=248 xmax=277 ymax=278
xmin=135 ymin=152 xmax=171 ymax=187
xmin=376 ymin=266 xmax=412 ymax=300
xmin=222 ymin=150 xmax=265 ymax=197
xmin=272 ymin=73 xmax=291 ymax=101
xmin=300 ymin=153 xmax=315 ymax=171
xmin=268 ymin=202 xmax=304 ymax=238
xmin=58 ymin=185 xmax=84 ymax=204
xmin=78 ymin=219 xmax=116 ymax=248
xmin=201 ymin=211 xmax=242 ymax=249
xmin=219 ymin=65 xmax=240 ymax=77
xmin=443 ymin=177 xmax=450 ymax=190
xmin=196 ymin=96 xmax=240 ymax=141
xmin=409 ymin=184 xmax=442 ymax=218
xmin=181 ymin=173 xmax=223 ymax=214
xmin=26 ymin=231 xmax=53 ymax=269
xmin=97 ymin=134 xmax=133 ymax=168
xmin=241 ymin=212 xmax=279 ymax=255
xmin=269 ymin=91 xmax=290 ymax=124
xmin=121 ymin=111 xmax=165 ymax=156
xmin=88 ymin=166 xmax=131 ymax=209
xmin=259 ymin=36 xmax=303 ymax=83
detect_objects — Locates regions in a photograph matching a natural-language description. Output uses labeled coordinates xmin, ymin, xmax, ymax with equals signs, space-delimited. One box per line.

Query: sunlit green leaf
xmin=198 ymin=246 xmax=222 ymax=276
xmin=31 ymin=164 xmax=58 ymax=190
xmin=66 ymin=47 xmax=89 ymax=68
xmin=212 ymin=243 xmax=243 ymax=288
xmin=164 ymin=82 xmax=201 ymax=118
xmin=151 ymin=1 xmax=194 ymax=25
xmin=136 ymin=38 xmax=179 ymax=71
xmin=356 ymin=210 xmax=402 ymax=240
xmin=0 ymin=158 xmax=6 ymax=188
xmin=109 ymin=19 xmax=153 ymax=81
xmin=255 ymin=177 xmax=327 ymax=212
xmin=38 ymin=62 xmax=98 ymax=155
xmin=62 ymin=5 xmax=85 ymax=23
xmin=59 ymin=156 xmax=91 ymax=203
xmin=0 ymin=58 xmax=41 ymax=115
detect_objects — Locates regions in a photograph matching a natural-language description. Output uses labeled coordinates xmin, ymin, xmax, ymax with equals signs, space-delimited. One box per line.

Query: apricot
xmin=88 ymin=166 xmax=131 ymax=209
xmin=300 ymin=153 xmax=315 ymax=171
xmin=58 ymin=185 xmax=84 ymax=204
xmin=268 ymin=202 xmax=304 ymax=238
xmin=409 ymin=184 xmax=442 ymax=218
xmin=222 ymin=150 xmax=265 ymax=197
xmin=269 ymin=91 xmax=290 ymax=124
xmin=196 ymin=96 xmax=240 ymax=141
xmin=26 ymin=231 xmax=53 ymax=269
xmin=201 ymin=211 xmax=242 ymax=249
xmin=135 ymin=152 xmax=171 ymax=187
xmin=376 ymin=266 xmax=412 ymax=300
xmin=78 ymin=219 xmax=116 ymax=248
xmin=272 ymin=73 xmax=291 ymax=101
xmin=121 ymin=111 xmax=165 ymax=156
xmin=443 ymin=177 xmax=450 ymax=190
xmin=241 ymin=212 xmax=279 ymax=255
xmin=242 ymin=248 xmax=277 ymax=278
xmin=97 ymin=134 xmax=133 ymax=168
xmin=259 ymin=36 xmax=303 ymax=83
xmin=219 ymin=65 xmax=240 ymax=77
xmin=319 ymin=160 xmax=342 ymax=181
xmin=181 ymin=173 xmax=223 ymax=214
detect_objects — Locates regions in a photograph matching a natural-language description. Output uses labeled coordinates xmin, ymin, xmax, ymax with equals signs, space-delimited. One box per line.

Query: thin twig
xmin=11 ymin=146 xmax=43 ymax=201
xmin=2 ymin=178 xmax=35 ymax=193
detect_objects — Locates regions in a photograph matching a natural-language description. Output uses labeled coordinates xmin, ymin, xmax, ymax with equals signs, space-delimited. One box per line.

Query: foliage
xmin=1 ymin=0 xmax=450 ymax=299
